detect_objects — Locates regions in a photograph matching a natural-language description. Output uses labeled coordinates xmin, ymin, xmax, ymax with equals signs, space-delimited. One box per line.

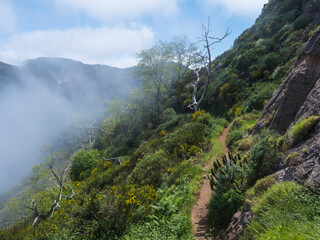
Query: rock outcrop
xmin=225 ymin=29 xmax=320 ymax=240
xmin=254 ymin=29 xmax=320 ymax=187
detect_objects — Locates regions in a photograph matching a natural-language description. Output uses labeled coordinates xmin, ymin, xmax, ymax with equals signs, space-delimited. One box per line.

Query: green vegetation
xmin=243 ymin=182 xmax=320 ymax=240
xmin=70 ymin=149 xmax=100 ymax=181
xmin=2 ymin=0 xmax=320 ymax=239
xmin=285 ymin=152 xmax=302 ymax=166
xmin=226 ymin=113 xmax=259 ymax=150
xmin=247 ymin=129 xmax=281 ymax=185
xmin=289 ymin=115 xmax=320 ymax=144
xmin=208 ymin=154 xmax=248 ymax=227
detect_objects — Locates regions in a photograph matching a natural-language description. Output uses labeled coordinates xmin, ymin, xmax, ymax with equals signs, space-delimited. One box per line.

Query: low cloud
xmin=0 ymin=25 xmax=154 ymax=67
xmin=54 ymin=0 xmax=180 ymax=22
xmin=203 ymin=0 xmax=268 ymax=17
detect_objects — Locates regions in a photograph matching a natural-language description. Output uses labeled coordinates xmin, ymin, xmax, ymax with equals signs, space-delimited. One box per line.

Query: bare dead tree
xmin=77 ymin=120 xmax=99 ymax=150
xmin=26 ymin=148 xmax=74 ymax=227
xmin=188 ymin=17 xmax=230 ymax=112
xmin=103 ymin=157 xmax=122 ymax=165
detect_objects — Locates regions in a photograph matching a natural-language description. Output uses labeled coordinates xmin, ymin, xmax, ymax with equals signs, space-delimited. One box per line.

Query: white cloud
xmin=54 ymin=0 xmax=180 ymax=22
xmin=0 ymin=0 xmax=16 ymax=33
xmin=204 ymin=0 xmax=268 ymax=17
xmin=0 ymin=25 xmax=154 ymax=67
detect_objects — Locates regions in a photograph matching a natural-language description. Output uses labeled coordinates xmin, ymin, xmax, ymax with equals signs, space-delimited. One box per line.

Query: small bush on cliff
xmin=247 ymin=129 xmax=281 ymax=186
xmin=289 ymin=115 xmax=320 ymax=144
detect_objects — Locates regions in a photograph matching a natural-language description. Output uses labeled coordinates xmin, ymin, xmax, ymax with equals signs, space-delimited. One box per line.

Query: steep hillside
xmin=0 ymin=62 xmax=22 ymax=89
xmin=1 ymin=0 xmax=320 ymax=240
xmin=221 ymin=28 xmax=320 ymax=240
xmin=255 ymin=29 xmax=320 ymax=186
xmin=202 ymin=0 xmax=320 ymax=118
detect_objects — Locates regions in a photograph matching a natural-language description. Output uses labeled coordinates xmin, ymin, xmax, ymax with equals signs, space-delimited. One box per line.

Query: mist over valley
xmin=0 ymin=57 xmax=139 ymax=195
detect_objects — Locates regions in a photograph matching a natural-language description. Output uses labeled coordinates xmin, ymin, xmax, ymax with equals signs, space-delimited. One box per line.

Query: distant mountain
xmin=0 ymin=57 xmax=139 ymax=106
xmin=0 ymin=61 xmax=22 ymax=89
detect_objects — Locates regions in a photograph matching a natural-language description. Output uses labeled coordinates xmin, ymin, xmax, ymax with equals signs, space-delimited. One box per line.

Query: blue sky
xmin=0 ymin=0 xmax=268 ymax=68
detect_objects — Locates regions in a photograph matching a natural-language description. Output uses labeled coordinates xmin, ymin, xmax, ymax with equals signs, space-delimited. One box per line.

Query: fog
xmin=0 ymin=58 xmax=138 ymax=195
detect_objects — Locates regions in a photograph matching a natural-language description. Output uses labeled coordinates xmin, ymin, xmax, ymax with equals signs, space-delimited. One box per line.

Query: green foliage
xmin=208 ymin=166 xmax=247 ymax=227
xmin=128 ymin=150 xmax=170 ymax=188
xmin=70 ymin=149 xmax=100 ymax=181
xmin=122 ymin=214 xmax=193 ymax=240
xmin=245 ymin=175 xmax=276 ymax=205
xmin=226 ymin=113 xmax=259 ymax=149
xmin=247 ymin=129 xmax=281 ymax=186
xmin=285 ymin=152 xmax=302 ymax=166
xmin=293 ymin=14 xmax=312 ymax=30
xmin=244 ymin=83 xmax=277 ymax=113
xmin=226 ymin=129 xmax=243 ymax=149
xmin=289 ymin=115 xmax=320 ymax=144
xmin=243 ymin=182 xmax=320 ymax=240
xmin=208 ymin=154 xmax=248 ymax=227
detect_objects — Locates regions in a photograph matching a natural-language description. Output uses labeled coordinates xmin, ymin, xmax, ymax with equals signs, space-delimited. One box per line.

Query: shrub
xmin=244 ymin=83 xmax=277 ymax=113
xmin=128 ymin=150 xmax=171 ymax=188
xmin=226 ymin=129 xmax=243 ymax=149
xmin=289 ymin=115 xmax=320 ymax=144
xmin=285 ymin=152 xmax=302 ymax=166
xmin=293 ymin=14 xmax=312 ymax=30
xmin=208 ymin=188 xmax=243 ymax=227
xmin=247 ymin=129 xmax=281 ymax=186
xmin=237 ymin=138 xmax=252 ymax=151
xmin=208 ymin=163 xmax=248 ymax=227
xmin=70 ymin=149 xmax=100 ymax=181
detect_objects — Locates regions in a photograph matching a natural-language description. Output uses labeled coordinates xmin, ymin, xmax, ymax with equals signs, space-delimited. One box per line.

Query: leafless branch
xmin=188 ymin=17 xmax=229 ymax=112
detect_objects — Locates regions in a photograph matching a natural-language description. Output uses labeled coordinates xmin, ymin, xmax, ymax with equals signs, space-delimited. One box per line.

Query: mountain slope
xmin=202 ymin=0 xmax=320 ymax=118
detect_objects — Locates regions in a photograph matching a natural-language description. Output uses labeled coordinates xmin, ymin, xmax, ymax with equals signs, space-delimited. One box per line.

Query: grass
xmin=289 ymin=115 xmax=320 ymax=144
xmin=242 ymin=181 xmax=320 ymax=240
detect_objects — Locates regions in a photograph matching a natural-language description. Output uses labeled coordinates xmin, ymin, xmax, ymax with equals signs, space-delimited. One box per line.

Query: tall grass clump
xmin=289 ymin=115 xmax=320 ymax=144
xmin=243 ymin=181 xmax=320 ymax=240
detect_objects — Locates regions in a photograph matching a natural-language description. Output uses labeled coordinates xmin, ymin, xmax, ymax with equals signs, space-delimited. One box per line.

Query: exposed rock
xmin=254 ymin=29 xmax=320 ymax=134
xmin=223 ymin=205 xmax=252 ymax=240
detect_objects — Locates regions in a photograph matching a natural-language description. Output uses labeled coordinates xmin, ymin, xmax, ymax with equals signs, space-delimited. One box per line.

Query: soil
xmin=191 ymin=124 xmax=230 ymax=240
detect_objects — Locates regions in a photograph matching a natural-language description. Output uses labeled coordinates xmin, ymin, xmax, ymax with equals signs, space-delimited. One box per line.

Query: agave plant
xmin=208 ymin=153 xmax=248 ymax=191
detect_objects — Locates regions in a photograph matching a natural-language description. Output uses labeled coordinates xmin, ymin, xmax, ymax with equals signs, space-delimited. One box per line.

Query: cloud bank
xmin=54 ymin=0 xmax=180 ymax=22
xmin=0 ymin=25 xmax=154 ymax=67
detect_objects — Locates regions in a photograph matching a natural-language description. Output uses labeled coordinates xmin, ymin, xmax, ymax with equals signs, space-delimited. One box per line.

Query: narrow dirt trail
xmin=219 ymin=124 xmax=230 ymax=162
xmin=191 ymin=124 xmax=230 ymax=240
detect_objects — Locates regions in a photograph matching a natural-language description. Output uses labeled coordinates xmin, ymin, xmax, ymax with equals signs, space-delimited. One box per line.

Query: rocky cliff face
xmin=254 ymin=29 xmax=320 ymax=187
xmin=254 ymin=29 xmax=320 ymax=134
